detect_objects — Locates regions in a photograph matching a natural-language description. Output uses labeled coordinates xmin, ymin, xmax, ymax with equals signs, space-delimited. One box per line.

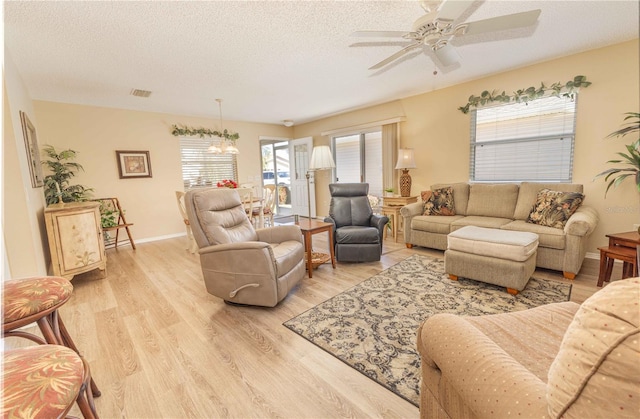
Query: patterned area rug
xmin=283 ymin=254 xmax=572 ymax=407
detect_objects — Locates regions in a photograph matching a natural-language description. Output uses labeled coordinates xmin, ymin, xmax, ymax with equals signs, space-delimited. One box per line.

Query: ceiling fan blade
xmin=351 ymin=30 xmax=408 ymax=38
xmin=436 ymin=0 xmax=474 ymax=21
xmin=461 ymin=10 xmax=541 ymax=36
xmin=369 ymin=42 xmax=421 ymax=70
xmin=434 ymin=44 xmax=461 ymax=66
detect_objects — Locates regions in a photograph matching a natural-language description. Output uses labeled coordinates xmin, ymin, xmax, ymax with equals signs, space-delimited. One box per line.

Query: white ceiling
xmin=4 ymin=1 xmax=639 ymax=126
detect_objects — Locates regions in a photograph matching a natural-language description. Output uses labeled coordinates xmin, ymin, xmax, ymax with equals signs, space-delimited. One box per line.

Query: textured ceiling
xmin=4 ymin=1 xmax=639 ymax=125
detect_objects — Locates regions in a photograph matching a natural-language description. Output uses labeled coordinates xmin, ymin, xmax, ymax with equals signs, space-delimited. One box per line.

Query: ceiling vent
xmin=130 ymin=88 xmax=152 ymax=98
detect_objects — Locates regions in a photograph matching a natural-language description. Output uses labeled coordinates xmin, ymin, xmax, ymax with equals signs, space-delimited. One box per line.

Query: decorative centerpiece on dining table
xmin=217 ymin=179 xmax=238 ymax=188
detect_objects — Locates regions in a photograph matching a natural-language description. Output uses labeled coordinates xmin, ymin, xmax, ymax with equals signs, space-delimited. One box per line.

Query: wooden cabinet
xmin=44 ymin=202 xmax=106 ymax=280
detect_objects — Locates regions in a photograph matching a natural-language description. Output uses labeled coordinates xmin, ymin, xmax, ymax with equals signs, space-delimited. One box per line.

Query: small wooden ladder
xmin=94 ymin=197 xmax=136 ymax=250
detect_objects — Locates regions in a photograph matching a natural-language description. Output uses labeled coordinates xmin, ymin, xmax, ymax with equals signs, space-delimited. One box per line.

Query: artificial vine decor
xmin=170 ymin=125 xmax=240 ymax=140
xmin=458 ymin=75 xmax=592 ymax=114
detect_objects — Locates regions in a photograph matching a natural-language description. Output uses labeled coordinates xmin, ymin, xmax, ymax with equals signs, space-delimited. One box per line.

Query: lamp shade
xmin=394 ymin=148 xmax=416 ymax=170
xmin=309 ymin=146 xmax=336 ymax=171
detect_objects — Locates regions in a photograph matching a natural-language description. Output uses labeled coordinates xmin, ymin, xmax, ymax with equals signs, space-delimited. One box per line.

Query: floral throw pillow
xmin=423 ymin=187 xmax=456 ymax=216
xmin=420 ymin=190 xmax=432 ymax=202
xmin=526 ymin=189 xmax=585 ymax=229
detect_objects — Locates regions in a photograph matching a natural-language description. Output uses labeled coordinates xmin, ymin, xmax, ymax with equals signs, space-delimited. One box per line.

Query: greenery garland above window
xmin=458 ymin=75 xmax=592 ymax=114
xmin=171 ymin=125 xmax=240 ymax=140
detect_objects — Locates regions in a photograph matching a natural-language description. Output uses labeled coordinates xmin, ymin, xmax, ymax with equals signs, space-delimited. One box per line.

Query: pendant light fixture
xmin=207 ymin=98 xmax=239 ymax=154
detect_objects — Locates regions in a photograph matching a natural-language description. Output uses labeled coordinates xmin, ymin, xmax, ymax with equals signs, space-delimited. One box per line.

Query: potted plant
xmin=384 ymin=187 xmax=395 ymax=197
xmin=41 ymin=145 xmax=93 ymax=205
xmin=595 ymin=112 xmax=640 ymax=195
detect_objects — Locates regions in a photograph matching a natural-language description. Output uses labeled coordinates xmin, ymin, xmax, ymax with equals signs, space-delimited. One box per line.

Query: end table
xmin=597 ymin=231 xmax=639 ymax=287
xmin=381 ymin=195 xmax=418 ymax=242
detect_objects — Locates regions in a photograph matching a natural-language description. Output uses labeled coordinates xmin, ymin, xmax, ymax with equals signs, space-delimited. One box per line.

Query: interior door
xmin=289 ymin=137 xmax=315 ymax=218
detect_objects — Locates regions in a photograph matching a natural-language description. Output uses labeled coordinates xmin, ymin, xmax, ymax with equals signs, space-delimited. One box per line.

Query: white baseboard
xmin=585 ymin=252 xmax=599 ymax=260
xmin=136 ymin=232 xmax=186 ymax=244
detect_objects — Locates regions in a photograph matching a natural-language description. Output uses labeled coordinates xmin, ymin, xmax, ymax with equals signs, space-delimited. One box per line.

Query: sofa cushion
xmin=451 ymin=215 xmax=513 ymax=230
xmin=514 ymin=182 xmax=584 ymax=220
xmin=466 ymin=183 xmax=519 ymax=219
xmin=526 ymin=189 xmax=584 ymax=229
xmin=547 ymin=277 xmax=640 ymax=418
xmin=423 ymin=187 xmax=456 ymax=216
xmin=411 ymin=215 xmax=465 ymax=234
xmin=431 ymin=183 xmax=470 ymax=215
xmin=501 ymin=220 xmax=566 ymax=250
xmin=335 ymin=226 xmax=380 ymax=244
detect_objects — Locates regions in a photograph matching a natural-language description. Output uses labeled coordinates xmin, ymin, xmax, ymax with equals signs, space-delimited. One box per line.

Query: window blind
xmin=470 ymin=95 xmax=577 ymax=182
xmin=179 ymin=137 xmax=238 ymax=188
xmin=333 ymin=131 xmax=383 ymax=197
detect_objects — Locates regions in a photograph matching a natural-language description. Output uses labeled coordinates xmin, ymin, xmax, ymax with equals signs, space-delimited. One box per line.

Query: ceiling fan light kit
xmin=352 ymin=0 xmax=541 ymax=70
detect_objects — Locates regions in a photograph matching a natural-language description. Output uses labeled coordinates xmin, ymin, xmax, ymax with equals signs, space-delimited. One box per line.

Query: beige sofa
xmin=400 ymin=182 xmax=599 ymax=279
xmin=417 ymin=277 xmax=640 ymax=419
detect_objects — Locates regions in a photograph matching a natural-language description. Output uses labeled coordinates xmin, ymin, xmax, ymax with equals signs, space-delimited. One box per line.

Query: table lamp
xmin=395 ymin=148 xmax=416 ymax=197
xmin=306 ymin=145 xmax=335 ymax=221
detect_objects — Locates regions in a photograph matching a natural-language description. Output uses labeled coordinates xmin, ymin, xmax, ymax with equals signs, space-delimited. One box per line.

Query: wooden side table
xmin=597 ymin=231 xmax=639 ymax=287
xmin=382 ymin=195 xmax=418 ymax=207
xmin=296 ymin=218 xmax=336 ymax=278
xmin=381 ymin=195 xmax=418 ymax=242
xmin=381 ymin=206 xmax=402 ymax=242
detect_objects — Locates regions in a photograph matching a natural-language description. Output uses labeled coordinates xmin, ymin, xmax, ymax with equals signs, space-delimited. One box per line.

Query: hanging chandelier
xmin=207 ymin=98 xmax=239 ymax=154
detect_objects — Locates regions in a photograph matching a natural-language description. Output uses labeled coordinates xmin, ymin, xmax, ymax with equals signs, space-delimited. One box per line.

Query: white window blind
xmin=470 ymin=95 xmax=577 ymax=182
xmin=333 ymin=131 xmax=383 ymax=197
xmin=179 ymin=137 xmax=238 ymax=189
xmin=335 ymin=134 xmax=360 ymax=183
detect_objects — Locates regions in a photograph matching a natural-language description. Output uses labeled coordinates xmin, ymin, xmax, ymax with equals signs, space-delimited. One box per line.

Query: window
xmin=333 ymin=130 xmax=383 ymax=197
xmin=179 ymin=137 xmax=238 ymax=189
xmin=470 ymin=95 xmax=577 ymax=182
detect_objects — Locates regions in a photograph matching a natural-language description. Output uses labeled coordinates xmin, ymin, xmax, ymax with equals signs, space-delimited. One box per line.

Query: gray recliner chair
xmin=184 ymin=188 xmax=305 ymax=307
xmin=324 ymin=183 xmax=389 ymax=262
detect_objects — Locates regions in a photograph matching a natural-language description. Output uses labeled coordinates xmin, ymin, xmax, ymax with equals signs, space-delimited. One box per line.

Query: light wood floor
xmin=6 ymin=233 xmax=609 ymax=418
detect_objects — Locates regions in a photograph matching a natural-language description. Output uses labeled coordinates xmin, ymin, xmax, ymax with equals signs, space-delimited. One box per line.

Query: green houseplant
xmin=41 ymin=145 xmax=93 ymax=205
xmin=595 ymin=112 xmax=640 ymax=196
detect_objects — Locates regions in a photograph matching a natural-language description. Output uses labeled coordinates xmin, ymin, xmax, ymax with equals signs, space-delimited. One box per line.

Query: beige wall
xmin=294 ymin=39 xmax=640 ymax=255
xmin=33 ymin=102 xmax=294 ymax=243
xmin=3 ymin=49 xmax=49 ymax=279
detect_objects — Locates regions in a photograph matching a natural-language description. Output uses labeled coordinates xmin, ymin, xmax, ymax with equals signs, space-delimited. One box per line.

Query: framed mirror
xmin=20 ymin=111 xmax=44 ymax=187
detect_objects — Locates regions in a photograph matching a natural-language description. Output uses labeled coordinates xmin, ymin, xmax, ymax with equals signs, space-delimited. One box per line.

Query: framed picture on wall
xmin=116 ymin=150 xmax=152 ymax=179
xmin=20 ymin=111 xmax=44 ymax=188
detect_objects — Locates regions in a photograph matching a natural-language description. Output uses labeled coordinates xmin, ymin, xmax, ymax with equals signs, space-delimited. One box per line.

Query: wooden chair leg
xmin=77 ymin=357 xmax=99 ymax=419
xmin=37 ymin=316 xmax=61 ymax=344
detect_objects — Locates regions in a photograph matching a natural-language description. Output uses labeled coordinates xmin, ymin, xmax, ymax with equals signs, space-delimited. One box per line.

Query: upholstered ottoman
xmin=445 ymin=226 xmax=539 ymax=294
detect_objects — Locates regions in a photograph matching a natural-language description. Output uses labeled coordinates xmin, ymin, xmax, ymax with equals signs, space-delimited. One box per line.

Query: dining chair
xmin=175 ymin=191 xmax=198 ymax=254
xmin=262 ymin=187 xmax=276 ymax=227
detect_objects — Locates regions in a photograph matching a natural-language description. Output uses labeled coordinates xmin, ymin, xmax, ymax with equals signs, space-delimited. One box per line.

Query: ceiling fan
xmin=352 ymin=0 xmax=541 ymax=70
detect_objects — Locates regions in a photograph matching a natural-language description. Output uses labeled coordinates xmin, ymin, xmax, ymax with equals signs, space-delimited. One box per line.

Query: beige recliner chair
xmin=184 ymin=188 xmax=305 ymax=307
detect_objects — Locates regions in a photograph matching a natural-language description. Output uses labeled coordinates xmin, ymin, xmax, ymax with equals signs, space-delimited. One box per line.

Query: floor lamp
xmin=306 ymin=145 xmax=335 ymax=222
